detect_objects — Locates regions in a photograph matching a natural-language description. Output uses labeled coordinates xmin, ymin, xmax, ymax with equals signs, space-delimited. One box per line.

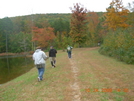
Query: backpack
xmin=67 ymin=46 xmax=71 ymax=51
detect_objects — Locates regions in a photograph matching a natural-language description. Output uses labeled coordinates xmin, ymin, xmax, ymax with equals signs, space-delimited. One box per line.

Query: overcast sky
xmin=0 ymin=0 xmax=133 ymax=18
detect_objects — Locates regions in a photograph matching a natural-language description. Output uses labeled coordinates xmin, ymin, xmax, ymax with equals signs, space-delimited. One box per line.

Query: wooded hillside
xmin=0 ymin=1 xmax=134 ymax=64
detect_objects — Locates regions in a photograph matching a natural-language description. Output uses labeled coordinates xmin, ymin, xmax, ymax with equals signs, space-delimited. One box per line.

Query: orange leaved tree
xmin=87 ymin=11 xmax=99 ymax=43
xmin=69 ymin=3 xmax=88 ymax=47
xmin=32 ymin=27 xmax=55 ymax=47
xmin=104 ymin=0 xmax=130 ymax=31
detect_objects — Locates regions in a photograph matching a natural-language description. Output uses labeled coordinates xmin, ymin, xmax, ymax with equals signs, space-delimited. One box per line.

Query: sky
xmin=0 ymin=0 xmax=133 ymax=19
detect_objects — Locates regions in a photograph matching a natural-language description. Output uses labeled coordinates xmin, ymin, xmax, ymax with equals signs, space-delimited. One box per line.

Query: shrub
xmin=99 ymin=29 xmax=134 ymax=64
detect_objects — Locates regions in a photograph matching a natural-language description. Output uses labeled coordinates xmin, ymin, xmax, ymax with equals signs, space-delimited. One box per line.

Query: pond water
xmin=0 ymin=56 xmax=34 ymax=84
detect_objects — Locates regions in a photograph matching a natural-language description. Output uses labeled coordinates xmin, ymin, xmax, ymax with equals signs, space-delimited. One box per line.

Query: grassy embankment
xmin=0 ymin=47 xmax=133 ymax=101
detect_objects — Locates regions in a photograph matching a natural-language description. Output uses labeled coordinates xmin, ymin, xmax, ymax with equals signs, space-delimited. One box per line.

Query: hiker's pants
xmin=68 ymin=51 xmax=72 ymax=58
xmin=36 ymin=64 xmax=45 ymax=80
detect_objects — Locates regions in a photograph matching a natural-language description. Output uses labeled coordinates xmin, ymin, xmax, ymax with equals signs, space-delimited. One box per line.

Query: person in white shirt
xmin=33 ymin=46 xmax=48 ymax=81
xmin=67 ymin=45 xmax=73 ymax=58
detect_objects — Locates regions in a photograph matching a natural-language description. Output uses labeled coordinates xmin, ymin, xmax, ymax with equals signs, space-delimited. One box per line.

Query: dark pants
xmin=68 ymin=51 xmax=72 ymax=58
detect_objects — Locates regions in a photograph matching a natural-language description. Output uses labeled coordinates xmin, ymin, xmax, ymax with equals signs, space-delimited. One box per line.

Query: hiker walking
xmin=49 ymin=46 xmax=57 ymax=68
xmin=33 ymin=46 xmax=48 ymax=82
xmin=67 ymin=45 xmax=73 ymax=58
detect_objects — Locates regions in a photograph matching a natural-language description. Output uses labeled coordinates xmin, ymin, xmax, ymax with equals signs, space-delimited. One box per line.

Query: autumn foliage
xmin=104 ymin=0 xmax=130 ymax=30
xmin=69 ymin=3 xmax=88 ymax=46
xmin=32 ymin=27 xmax=55 ymax=47
xmin=88 ymin=12 xmax=99 ymax=34
xmin=87 ymin=12 xmax=99 ymax=43
xmin=99 ymin=0 xmax=134 ymax=64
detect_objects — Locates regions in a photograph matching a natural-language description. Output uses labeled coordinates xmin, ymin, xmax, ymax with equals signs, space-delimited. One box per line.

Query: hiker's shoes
xmin=52 ymin=66 xmax=55 ymax=68
xmin=52 ymin=65 xmax=56 ymax=68
xmin=38 ymin=77 xmax=41 ymax=82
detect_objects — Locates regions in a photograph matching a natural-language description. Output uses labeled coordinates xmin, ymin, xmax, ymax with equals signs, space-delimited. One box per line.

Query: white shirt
xmin=33 ymin=49 xmax=48 ymax=65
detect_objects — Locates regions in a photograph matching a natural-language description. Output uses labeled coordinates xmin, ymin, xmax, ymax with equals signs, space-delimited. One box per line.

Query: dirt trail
xmin=69 ymin=54 xmax=81 ymax=101
xmin=68 ymin=47 xmax=99 ymax=101
xmin=68 ymin=47 xmax=134 ymax=101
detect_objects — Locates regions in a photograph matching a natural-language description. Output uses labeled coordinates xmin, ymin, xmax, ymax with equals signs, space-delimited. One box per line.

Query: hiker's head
xmin=50 ymin=46 xmax=53 ymax=49
xmin=36 ymin=46 xmax=42 ymax=49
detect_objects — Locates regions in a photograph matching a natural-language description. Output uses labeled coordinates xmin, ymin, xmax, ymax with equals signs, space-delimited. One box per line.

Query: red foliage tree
xmin=32 ymin=27 xmax=55 ymax=47
xmin=69 ymin=3 xmax=88 ymax=47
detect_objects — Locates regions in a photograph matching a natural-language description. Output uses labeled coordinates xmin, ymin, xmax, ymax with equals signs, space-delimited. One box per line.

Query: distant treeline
xmin=0 ymin=12 xmax=103 ymax=53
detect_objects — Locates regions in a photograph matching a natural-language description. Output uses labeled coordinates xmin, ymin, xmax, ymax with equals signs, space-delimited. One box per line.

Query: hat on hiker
xmin=36 ymin=46 xmax=41 ymax=49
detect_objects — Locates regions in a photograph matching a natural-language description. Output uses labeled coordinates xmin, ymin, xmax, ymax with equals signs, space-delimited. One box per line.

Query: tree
xmin=127 ymin=1 xmax=134 ymax=30
xmin=127 ymin=1 xmax=134 ymax=12
xmin=54 ymin=31 xmax=73 ymax=50
xmin=9 ymin=32 xmax=32 ymax=53
xmin=35 ymin=18 xmax=50 ymax=28
xmin=0 ymin=17 xmax=13 ymax=52
xmin=104 ymin=0 xmax=130 ymax=31
xmin=0 ymin=34 xmax=4 ymax=52
xmin=32 ymin=27 xmax=55 ymax=48
xmin=69 ymin=3 xmax=88 ymax=47
xmin=87 ymin=12 xmax=100 ymax=44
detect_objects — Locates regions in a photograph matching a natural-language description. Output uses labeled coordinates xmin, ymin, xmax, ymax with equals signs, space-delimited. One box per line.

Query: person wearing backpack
xmin=67 ymin=45 xmax=73 ymax=58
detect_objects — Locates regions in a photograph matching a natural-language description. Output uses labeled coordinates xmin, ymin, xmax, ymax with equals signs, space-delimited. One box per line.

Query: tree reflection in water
xmin=0 ymin=56 xmax=34 ymax=84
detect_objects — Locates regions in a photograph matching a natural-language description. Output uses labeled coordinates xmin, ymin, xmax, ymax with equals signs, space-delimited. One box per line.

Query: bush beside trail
xmin=99 ymin=29 xmax=134 ymax=64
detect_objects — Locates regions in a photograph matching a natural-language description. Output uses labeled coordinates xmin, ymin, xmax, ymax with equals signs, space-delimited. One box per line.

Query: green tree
xmin=0 ymin=17 xmax=13 ymax=52
xmin=9 ymin=32 xmax=32 ymax=53
xmin=127 ymin=2 xmax=134 ymax=31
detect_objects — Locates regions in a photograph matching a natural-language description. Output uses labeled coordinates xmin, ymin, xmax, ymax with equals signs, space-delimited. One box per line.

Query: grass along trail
xmin=0 ymin=47 xmax=134 ymax=101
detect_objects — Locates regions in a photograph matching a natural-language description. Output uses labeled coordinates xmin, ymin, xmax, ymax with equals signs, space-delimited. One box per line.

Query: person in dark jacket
xmin=49 ymin=46 xmax=57 ymax=68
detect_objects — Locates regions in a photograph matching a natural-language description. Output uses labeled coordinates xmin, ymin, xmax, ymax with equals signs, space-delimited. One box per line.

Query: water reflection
xmin=0 ymin=56 xmax=34 ymax=84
